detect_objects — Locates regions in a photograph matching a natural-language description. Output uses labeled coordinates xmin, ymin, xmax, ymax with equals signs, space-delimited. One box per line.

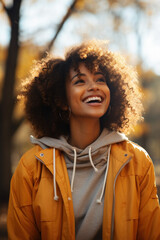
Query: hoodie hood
xmin=30 ymin=128 xmax=127 ymax=163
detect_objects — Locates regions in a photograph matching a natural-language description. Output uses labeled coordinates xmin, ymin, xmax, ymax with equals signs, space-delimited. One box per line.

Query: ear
xmin=55 ymin=100 xmax=68 ymax=111
xmin=58 ymin=102 xmax=69 ymax=111
xmin=61 ymin=105 xmax=68 ymax=111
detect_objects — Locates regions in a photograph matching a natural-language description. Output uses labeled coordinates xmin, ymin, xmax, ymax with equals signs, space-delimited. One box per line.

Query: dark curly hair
xmin=19 ymin=40 xmax=143 ymax=138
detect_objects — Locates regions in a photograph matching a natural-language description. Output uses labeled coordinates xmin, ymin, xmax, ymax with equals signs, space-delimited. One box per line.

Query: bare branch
xmin=0 ymin=0 xmax=10 ymax=17
xmin=43 ymin=0 xmax=78 ymax=54
xmin=0 ymin=0 xmax=6 ymax=10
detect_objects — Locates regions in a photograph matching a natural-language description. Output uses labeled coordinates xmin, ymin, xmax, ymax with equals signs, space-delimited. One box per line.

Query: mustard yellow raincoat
xmin=7 ymin=140 xmax=160 ymax=239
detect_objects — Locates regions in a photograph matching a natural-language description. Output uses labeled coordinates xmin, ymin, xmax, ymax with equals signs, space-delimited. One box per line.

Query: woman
xmin=7 ymin=40 xmax=160 ymax=240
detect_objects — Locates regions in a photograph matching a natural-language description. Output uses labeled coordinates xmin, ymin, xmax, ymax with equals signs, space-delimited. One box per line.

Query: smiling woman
xmin=66 ymin=63 xmax=111 ymax=148
xmin=18 ymin=40 xmax=143 ymax=138
xmin=7 ymin=40 xmax=160 ymax=240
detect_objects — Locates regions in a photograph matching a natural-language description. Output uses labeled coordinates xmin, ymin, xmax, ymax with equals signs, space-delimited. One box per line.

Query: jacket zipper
xmin=110 ymin=156 xmax=132 ymax=240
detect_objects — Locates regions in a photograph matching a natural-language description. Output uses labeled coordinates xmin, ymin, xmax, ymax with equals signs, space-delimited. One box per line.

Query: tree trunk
xmin=0 ymin=0 xmax=22 ymax=203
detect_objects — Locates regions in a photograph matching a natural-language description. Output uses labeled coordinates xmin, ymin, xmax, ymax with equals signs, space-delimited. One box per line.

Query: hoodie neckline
xmin=31 ymin=128 xmax=128 ymax=161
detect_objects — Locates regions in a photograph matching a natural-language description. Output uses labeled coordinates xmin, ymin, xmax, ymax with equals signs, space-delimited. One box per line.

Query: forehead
xmin=69 ymin=63 xmax=101 ymax=77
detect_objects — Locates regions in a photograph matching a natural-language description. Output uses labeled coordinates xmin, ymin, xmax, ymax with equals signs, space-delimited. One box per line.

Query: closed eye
xmin=73 ymin=79 xmax=85 ymax=85
xmin=97 ymin=78 xmax=106 ymax=83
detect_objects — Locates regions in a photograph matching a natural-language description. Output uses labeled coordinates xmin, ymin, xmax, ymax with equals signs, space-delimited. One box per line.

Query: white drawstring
xmin=53 ymin=145 xmax=111 ymax=203
xmin=71 ymin=147 xmax=99 ymax=193
xmin=53 ymin=148 xmax=59 ymax=201
xmin=71 ymin=148 xmax=77 ymax=192
xmin=97 ymin=145 xmax=111 ymax=204
xmin=89 ymin=147 xmax=98 ymax=172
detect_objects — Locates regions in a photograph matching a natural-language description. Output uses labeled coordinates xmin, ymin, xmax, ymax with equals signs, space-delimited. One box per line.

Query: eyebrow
xmin=71 ymin=73 xmax=86 ymax=80
xmin=94 ymin=72 xmax=104 ymax=76
xmin=71 ymin=72 xmax=104 ymax=81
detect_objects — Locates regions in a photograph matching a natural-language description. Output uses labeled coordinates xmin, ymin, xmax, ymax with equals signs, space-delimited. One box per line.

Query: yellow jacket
xmin=7 ymin=140 xmax=160 ymax=240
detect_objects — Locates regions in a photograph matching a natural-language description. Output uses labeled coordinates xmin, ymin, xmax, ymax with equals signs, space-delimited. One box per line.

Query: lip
xmin=83 ymin=95 xmax=104 ymax=102
xmin=82 ymin=95 xmax=104 ymax=106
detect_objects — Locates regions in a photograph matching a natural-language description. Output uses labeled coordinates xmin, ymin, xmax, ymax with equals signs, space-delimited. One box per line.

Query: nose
xmin=87 ymin=81 xmax=99 ymax=91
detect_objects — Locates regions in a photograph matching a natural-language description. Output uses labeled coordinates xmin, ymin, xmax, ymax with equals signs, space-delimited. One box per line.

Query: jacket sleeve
xmin=137 ymin=155 xmax=160 ymax=240
xmin=7 ymin=158 xmax=40 ymax=240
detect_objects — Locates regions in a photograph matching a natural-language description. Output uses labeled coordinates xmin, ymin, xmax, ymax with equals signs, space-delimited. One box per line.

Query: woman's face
xmin=66 ymin=63 xmax=110 ymax=121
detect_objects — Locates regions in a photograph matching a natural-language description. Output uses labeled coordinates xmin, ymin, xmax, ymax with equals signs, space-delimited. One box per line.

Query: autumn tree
xmin=0 ymin=0 xmax=22 ymax=202
xmin=0 ymin=0 xmax=79 ymax=202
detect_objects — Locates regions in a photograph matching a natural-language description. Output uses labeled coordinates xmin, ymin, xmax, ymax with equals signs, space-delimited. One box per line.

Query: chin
xmin=86 ymin=113 xmax=105 ymax=118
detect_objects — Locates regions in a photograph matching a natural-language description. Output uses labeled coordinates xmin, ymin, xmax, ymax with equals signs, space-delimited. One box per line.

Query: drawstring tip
xmin=54 ymin=196 xmax=59 ymax=201
xmin=96 ymin=199 xmax=102 ymax=204
xmin=94 ymin=168 xmax=98 ymax=172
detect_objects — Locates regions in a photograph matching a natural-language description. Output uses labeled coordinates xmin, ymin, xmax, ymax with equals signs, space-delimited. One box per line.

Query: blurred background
xmin=0 ymin=0 xmax=160 ymax=238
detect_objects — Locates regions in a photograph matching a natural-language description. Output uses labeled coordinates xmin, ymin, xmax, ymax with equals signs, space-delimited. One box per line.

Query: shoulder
xmin=122 ymin=140 xmax=151 ymax=160
xmin=114 ymin=140 xmax=154 ymax=176
xmin=13 ymin=145 xmax=43 ymax=180
xmin=116 ymin=139 xmax=151 ymax=160
xmin=21 ymin=145 xmax=42 ymax=167
xmin=10 ymin=145 xmax=45 ymax=208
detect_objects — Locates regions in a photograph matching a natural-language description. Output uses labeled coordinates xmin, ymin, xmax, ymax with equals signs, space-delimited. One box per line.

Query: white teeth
xmin=84 ymin=96 xmax=102 ymax=103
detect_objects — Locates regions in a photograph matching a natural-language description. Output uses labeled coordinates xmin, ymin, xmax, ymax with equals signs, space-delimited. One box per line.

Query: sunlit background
xmin=0 ymin=0 xmax=160 ymax=238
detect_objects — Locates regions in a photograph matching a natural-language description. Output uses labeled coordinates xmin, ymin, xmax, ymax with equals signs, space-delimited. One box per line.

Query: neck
xmin=69 ymin=117 xmax=101 ymax=149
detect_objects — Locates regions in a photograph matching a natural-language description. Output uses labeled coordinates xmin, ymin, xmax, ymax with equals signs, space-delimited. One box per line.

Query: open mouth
xmin=83 ymin=96 xmax=103 ymax=104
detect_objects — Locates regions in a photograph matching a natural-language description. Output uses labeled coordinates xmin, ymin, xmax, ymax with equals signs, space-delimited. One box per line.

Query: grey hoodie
xmin=31 ymin=128 xmax=127 ymax=240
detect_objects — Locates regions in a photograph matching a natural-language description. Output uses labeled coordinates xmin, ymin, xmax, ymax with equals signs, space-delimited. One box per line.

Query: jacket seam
xmin=139 ymin=161 xmax=152 ymax=186
xmin=110 ymin=156 xmax=132 ymax=240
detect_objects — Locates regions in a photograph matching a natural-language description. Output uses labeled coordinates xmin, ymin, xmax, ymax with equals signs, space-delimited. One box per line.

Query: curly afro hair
xmin=19 ymin=40 xmax=143 ymax=138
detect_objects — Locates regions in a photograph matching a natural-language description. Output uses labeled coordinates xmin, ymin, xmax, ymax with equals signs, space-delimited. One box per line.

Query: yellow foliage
xmin=16 ymin=45 xmax=39 ymax=77
xmin=75 ymin=0 xmax=85 ymax=10
xmin=0 ymin=46 xmax=7 ymax=98
xmin=130 ymin=122 xmax=150 ymax=138
xmin=136 ymin=64 xmax=157 ymax=80
xmin=13 ymin=43 xmax=42 ymax=119
xmin=15 ymin=44 xmax=40 ymax=88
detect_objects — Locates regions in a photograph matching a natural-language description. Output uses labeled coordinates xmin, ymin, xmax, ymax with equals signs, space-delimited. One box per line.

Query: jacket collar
xmin=109 ymin=143 xmax=133 ymax=177
xmin=35 ymin=142 xmax=133 ymax=180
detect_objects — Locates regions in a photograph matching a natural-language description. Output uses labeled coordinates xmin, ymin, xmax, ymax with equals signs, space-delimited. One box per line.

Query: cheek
xmin=67 ymin=87 xmax=82 ymax=103
xmin=66 ymin=88 xmax=78 ymax=108
xmin=104 ymin=88 xmax=111 ymax=112
xmin=105 ymin=87 xmax=111 ymax=102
